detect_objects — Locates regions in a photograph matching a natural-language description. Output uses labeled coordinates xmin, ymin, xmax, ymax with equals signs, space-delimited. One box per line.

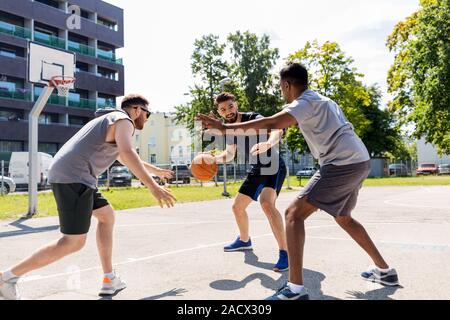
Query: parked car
xmin=109 ymin=166 xmax=133 ymax=187
xmin=140 ymin=175 xmax=165 ymax=186
xmin=0 ymin=176 xmax=16 ymax=195
xmin=389 ymin=164 xmax=408 ymax=176
xmin=437 ymin=164 xmax=450 ymax=175
xmin=8 ymin=152 xmax=53 ymax=190
xmin=97 ymin=171 xmax=108 ymax=187
xmin=416 ymin=163 xmax=438 ymax=175
xmin=296 ymin=167 xmax=317 ymax=178
xmin=167 ymin=164 xmax=191 ymax=184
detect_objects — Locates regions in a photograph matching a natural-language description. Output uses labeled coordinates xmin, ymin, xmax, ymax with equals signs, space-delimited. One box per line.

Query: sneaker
xmin=99 ymin=273 xmax=127 ymax=296
xmin=265 ymin=284 xmax=309 ymax=300
xmin=223 ymin=237 xmax=253 ymax=252
xmin=0 ymin=273 xmax=21 ymax=300
xmin=361 ymin=265 xmax=399 ymax=286
xmin=273 ymin=250 xmax=289 ymax=272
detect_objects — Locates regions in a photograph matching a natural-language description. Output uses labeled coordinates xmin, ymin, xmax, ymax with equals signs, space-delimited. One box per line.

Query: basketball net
xmin=50 ymin=76 xmax=76 ymax=97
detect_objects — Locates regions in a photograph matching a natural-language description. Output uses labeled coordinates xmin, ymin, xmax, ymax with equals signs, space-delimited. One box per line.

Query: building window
xmin=38 ymin=142 xmax=58 ymax=155
xmin=135 ymin=134 xmax=140 ymax=144
xmin=38 ymin=113 xmax=59 ymax=125
xmin=97 ymin=16 xmax=118 ymax=31
xmin=0 ymin=140 xmax=23 ymax=152
xmin=69 ymin=116 xmax=88 ymax=126
xmin=0 ymin=108 xmax=24 ymax=121
xmin=97 ymin=67 xmax=118 ymax=81
xmin=148 ymin=137 xmax=156 ymax=148
xmin=149 ymin=154 xmax=156 ymax=164
xmin=178 ymin=146 xmax=183 ymax=158
xmin=35 ymin=0 xmax=59 ymax=9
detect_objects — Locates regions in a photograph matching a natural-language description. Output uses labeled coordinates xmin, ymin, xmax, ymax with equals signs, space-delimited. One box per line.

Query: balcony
xmin=97 ymin=48 xmax=123 ymax=65
xmin=34 ymin=93 xmax=65 ymax=105
xmin=0 ymin=21 xmax=32 ymax=40
xmin=68 ymin=40 xmax=95 ymax=57
xmin=97 ymin=99 xmax=116 ymax=109
xmin=68 ymin=97 xmax=96 ymax=110
xmin=0 ymin=89 xmax=32 ymax=101
xmin=34 ymin=31 xmax=66 ymax=50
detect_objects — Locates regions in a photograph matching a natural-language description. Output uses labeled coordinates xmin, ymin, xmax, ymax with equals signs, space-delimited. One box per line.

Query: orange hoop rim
xmin=50 ymin=75 xmax=76 ymax=87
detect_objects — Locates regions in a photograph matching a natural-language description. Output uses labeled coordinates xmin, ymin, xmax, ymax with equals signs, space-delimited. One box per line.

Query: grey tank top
xmin=48 ymin=110 xmax=135 ymax=189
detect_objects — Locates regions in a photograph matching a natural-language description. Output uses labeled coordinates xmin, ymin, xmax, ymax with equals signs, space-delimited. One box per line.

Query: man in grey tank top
xmin=0 ymin=94 xmax=176 ymax=300
xmin=197 ymin=63 xmax=399 ymax=300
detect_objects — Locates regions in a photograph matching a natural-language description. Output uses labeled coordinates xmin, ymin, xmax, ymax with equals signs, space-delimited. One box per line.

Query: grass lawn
xmin=0 ymin=175 xmax=449 ymax=221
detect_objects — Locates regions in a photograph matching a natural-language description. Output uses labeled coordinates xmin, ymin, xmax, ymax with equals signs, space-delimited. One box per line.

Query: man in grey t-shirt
xmin=0 ymin=94 xmax=176 ymax=300
xmin=197 ymin=63 xmax=399 ymax=300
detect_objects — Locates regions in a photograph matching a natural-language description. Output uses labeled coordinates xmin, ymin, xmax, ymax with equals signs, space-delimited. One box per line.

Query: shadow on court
xmin=210 ymin=251 xmax=340 ymax=300
xmin=0 ymin=219 xmax=59 ymax=238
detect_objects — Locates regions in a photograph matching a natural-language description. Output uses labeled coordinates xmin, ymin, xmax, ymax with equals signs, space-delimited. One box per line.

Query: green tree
xmin=387 ymin=0 xmax=450 ymax=154
xmin=287 ymin=40 xmax=371 ymax=138
xmin=359 ymin=85 xmax=409 ymax=158
xmin=227 ymin=31 xmax=282 ymax=116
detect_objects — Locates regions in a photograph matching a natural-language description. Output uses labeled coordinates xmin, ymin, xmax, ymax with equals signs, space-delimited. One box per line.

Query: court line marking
xmin=18 ymin=221 xmax=430 ymax=284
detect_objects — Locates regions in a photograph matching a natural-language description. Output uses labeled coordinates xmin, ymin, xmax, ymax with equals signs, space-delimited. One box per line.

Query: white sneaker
xmin=0 ymin=274 xmax=21 ymax=300
xmin=99 ymin=274 xmax=127 ymax=296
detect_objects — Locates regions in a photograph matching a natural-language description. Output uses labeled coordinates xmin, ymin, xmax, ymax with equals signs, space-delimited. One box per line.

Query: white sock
xmin=1 ymin=270 xmax=18 ymax=281
xmin=104 ymin=272 xmax=115 ymax=279
xmin=287 ymin=282 xmax=304 ymax=294
xmin=377 ymin=266 xmax=390 ymax=273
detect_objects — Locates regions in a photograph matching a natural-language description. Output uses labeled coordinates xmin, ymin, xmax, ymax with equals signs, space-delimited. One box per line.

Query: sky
xmin=107 ymin=0 xmax=419 ymax=113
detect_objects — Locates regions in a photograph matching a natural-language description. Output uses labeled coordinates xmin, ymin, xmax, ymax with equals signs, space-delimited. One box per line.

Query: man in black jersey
xmin=213 ymin=92 xmax=288 ymax=272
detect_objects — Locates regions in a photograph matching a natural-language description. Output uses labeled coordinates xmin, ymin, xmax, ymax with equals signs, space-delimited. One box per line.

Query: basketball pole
xmin=25 ymin=86 xmax=54 ymax=219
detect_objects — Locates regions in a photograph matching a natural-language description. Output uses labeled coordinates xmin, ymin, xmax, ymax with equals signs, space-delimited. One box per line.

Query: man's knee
xmin=94 ymin=206 xmax=115 ymax=225
xmin=285 ymin=197 xmax=316 ymax=222
xmin=61 ymin=236 xmax=86 ymax=253
xmin=335 ymin=215 xmax=353 ymax=228
xmin=232 ymin=201 xmax=246 ymax=213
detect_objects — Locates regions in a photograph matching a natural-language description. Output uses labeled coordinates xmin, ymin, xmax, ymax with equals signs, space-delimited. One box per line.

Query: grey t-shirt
xmin=284 ymin=89 xmax=370 ymax=166
xmin=48 ymin=110 xmax=134 ymax=189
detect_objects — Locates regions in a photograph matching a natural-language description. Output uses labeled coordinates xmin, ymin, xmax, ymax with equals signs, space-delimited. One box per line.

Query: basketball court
xmin=1 ymin=185 xmax=449 ymax=300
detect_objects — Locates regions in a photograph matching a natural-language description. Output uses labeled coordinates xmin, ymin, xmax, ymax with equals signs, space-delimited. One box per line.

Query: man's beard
xmin=134 ymin=117 xmax=146 ymax=130
xmin=224 ymin=113 xmax=238 ymax=123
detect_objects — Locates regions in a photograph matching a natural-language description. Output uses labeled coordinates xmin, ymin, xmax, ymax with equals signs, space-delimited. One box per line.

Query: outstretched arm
xmin=197 ymin=110 xmax=297 ymax=132
xmin=115 ymin=120 xmax=176 ymax=208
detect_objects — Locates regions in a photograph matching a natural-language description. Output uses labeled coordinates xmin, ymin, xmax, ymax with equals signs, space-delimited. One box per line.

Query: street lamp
xmin=219 ymin=78 xmax=232 ymax=197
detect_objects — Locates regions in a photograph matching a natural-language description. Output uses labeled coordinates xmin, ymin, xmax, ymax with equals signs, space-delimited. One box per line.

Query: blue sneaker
xmin=273 ymin=250 xmax=289 ymax=272
xmin=265 ymin=284 xmax=309 ymax=300
xmin=361 ymin=265 xmax=399 ymax=286
xmin=223 ymin=237 xmax=253 ymax=252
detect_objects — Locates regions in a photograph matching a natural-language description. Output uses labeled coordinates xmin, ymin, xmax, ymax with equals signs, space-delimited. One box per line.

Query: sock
xmin=377 ymin=266 xmax=390 ymax=273
xmin=104 ymin=272 xmax=115 ymax=280
xmin=1 ymin=270 xmax=18 ymax=281
xmin=287 ymin=282 xmax=304 ymax=294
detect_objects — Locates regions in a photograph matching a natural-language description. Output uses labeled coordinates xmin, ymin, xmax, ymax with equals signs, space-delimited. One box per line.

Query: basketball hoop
xmin=50 ymin=76 xmax=76 ymax=97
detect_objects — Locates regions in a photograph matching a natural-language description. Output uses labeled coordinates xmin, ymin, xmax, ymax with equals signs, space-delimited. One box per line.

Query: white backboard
xmin=28 ymin=42 xmax=76 ymax=88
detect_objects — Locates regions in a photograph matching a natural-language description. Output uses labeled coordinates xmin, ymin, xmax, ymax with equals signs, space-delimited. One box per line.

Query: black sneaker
xmin=361 ymin=265 xmax=399 ymax=286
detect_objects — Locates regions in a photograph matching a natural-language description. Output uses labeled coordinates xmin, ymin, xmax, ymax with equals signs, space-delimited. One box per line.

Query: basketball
xmin=191 ymin=153 xmax=218 ymax=181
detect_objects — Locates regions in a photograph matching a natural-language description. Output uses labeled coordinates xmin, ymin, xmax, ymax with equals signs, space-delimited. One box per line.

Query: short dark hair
xmin=121 ymin=94 xmax=149 ymax=110
xmin=280 ymin=63 xmax=308 ymax=86
xmin=215 ymin=92 xmax=236 ymax=107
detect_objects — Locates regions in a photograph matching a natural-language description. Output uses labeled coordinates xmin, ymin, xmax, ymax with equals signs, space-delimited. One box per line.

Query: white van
xmin=9 ymin=152 xmax=53 ymax=190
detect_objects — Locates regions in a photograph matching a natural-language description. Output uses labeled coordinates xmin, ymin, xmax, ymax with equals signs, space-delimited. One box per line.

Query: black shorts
xmin=51 ymin=183 xmax=110 ymax=235
xmin=239 ymin=162 xmax=287 ymax=201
